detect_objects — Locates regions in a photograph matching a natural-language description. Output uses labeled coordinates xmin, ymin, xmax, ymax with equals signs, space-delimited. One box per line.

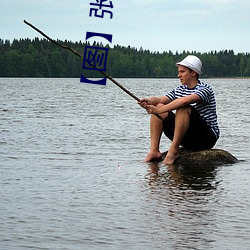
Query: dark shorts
xmin=163 ymin=107 xmax=217 ymax=150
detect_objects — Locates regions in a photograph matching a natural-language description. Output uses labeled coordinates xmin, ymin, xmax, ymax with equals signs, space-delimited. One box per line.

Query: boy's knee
xmin=155 ymin=103 xmax=165 ymax=108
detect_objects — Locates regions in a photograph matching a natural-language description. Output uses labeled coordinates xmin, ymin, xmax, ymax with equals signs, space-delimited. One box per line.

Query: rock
xmin=161 ymin=148 xmax=238 ymax=166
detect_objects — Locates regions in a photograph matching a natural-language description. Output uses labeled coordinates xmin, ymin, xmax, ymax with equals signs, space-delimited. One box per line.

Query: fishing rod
xmin=23 ymin=20 xmax=163 ymax=120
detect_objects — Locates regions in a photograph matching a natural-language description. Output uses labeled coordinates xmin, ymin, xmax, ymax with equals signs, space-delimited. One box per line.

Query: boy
xmin=139 ymin=55 xmax=219 ymax=164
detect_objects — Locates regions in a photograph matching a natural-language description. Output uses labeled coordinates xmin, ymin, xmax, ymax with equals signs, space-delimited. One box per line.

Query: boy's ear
xmin=191 ymin=70 xmax=198 ymax=78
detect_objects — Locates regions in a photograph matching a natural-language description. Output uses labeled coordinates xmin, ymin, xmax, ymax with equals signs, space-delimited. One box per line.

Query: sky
xmin=1 ymin=0 xmax=250 ymax=53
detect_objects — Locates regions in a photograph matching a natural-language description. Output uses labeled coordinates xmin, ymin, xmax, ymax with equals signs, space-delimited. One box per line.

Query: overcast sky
xmin=1 ymin=0 xmax=249 ymax=53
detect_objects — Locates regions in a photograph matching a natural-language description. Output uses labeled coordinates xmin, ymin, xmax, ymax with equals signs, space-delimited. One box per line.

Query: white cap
xmin=176 ymin=55 xmax=202 ymax=75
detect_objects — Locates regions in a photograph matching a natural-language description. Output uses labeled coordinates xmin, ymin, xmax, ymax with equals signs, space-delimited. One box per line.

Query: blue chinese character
xmin=83 ymin=46 xmax=109 ymax=71
xmin=86 ymin=32 xmax=113 ymax=43
xmin=89 ymin=0 xmax=113 ymax=19
xmin=80 ymin=32 xmax=112 ymax=85
xmin=80 ymin=74 xmax=107 ymax=85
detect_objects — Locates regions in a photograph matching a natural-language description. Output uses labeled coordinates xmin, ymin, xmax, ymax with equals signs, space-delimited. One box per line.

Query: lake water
xmin=1 ymin=78 xmax=250 ymax=250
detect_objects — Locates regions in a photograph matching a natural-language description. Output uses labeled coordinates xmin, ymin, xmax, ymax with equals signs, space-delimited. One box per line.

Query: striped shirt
xmin=166 ymin=80 xmax=220 ymax=139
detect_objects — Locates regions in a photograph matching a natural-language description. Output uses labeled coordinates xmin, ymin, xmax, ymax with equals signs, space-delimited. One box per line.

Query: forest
xmin=0 ymin=38 xmax=250 ymax=78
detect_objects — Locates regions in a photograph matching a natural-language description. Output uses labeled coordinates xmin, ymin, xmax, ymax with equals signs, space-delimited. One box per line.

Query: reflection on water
xmin=147 ymin=162 xmax=219 ymax=191
xmin=144 ymin=162 xmax=220 ymax=249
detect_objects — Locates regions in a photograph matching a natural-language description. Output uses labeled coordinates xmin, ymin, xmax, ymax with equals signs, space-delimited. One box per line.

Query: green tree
xmin=244 ymin=56 xmax=250 ymax=76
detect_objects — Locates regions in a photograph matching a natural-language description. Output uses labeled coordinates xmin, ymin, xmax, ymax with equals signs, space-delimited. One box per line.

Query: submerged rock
xmin=162 ymin=148 xmax=238 ymax=166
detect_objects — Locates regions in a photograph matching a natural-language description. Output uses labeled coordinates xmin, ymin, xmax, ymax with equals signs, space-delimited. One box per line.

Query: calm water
xmin=1 ymin=78 xmax=250 ymax=250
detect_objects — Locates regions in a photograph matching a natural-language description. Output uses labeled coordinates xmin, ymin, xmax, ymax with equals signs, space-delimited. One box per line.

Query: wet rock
xmin=162 ymin=148 xmax=238 ymax=166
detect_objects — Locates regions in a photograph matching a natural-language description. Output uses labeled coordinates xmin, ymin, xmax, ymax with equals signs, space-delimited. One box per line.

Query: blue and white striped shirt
xmin=166 ymin=80 xmax=220 ymax=139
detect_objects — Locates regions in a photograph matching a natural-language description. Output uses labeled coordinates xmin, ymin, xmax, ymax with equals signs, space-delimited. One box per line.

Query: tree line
xmin=0 ymin=38 xmax=250 ymax=78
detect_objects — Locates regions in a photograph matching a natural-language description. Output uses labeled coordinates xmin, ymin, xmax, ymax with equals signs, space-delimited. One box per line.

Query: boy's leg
xmin=163 ymin=106 xmax=191 ymax=164
xmin=144 ymin=104 xmax=169 ymax=162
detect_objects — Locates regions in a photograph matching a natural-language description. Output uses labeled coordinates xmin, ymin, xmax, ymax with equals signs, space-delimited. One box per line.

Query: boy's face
xmin=177 ymin=65 xmax=197 ymax=85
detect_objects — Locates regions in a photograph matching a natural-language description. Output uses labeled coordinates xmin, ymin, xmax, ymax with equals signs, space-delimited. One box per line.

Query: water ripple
xmin=0 ymin=78 xmax=250 ymax=249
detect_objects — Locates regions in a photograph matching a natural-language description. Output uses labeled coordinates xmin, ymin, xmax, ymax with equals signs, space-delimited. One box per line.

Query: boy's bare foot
xmin=163 ymin=150 xmax=179 ymax=165
xmin=144 ymin=151 xmax=162 ymax=162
